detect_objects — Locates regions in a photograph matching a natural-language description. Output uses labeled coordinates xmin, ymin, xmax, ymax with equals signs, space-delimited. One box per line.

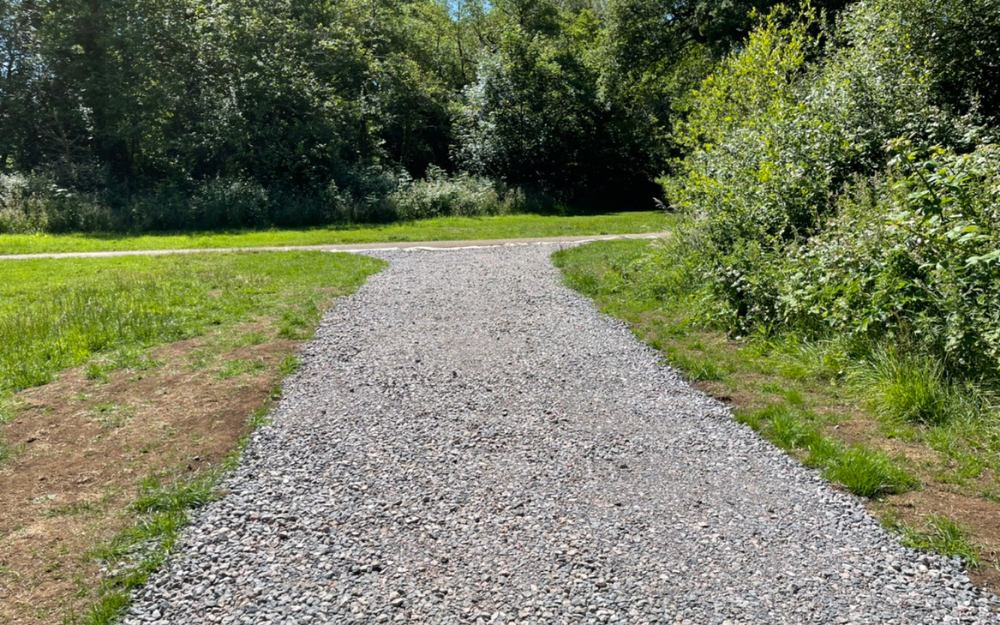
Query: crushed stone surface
xmin=124 ymin=245 xmax=1000 ymax=624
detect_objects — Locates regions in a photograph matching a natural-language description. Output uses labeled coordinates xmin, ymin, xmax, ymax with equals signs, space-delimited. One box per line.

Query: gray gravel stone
xmin=123 ymin=244 xmax=1000 ymax=624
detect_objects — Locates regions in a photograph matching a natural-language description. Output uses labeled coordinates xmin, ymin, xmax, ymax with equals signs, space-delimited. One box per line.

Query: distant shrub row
xmin=0 ymin=168 xmax=555 ymax=234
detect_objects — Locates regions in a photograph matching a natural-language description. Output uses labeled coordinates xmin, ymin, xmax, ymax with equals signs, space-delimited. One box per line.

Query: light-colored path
xmin=0 ymin=232 xmax=664 ymax=260
xmin=124 ymin=245 xmax=998 ymax=625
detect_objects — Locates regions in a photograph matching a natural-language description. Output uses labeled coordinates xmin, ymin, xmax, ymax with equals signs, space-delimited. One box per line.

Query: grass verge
xmin=0 ymin=252 xmax=383 ymax=397
xmin=553 ymin=238 xmax=1000 ymax=588
xmin=68 ymin=405 xmax=272 ymax=625
xmin=0 ymin=252 xmax=382 ymax=624
xmin=883 ymin=513 xmax=983 ymax=568
xmin=0 ymin=211 xmax=670 ymax=256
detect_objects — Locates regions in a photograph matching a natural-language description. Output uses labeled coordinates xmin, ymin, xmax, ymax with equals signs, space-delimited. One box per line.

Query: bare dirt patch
xmin=875 ymin=490 xmax=1000 ymax=591
xmin=0 ymin=329 xmax=300 ymax=625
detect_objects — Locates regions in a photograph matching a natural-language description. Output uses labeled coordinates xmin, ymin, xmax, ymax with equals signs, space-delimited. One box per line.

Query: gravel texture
xmin=124 ymin=244 xmax=1000 ymax=625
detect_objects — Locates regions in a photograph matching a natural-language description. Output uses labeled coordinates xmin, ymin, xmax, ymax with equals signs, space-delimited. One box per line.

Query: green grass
xmin=883 ymin=513 xmax=983 ymax=567
xmin=130 ymin=472 xmax=219 ymax=515
xmin=278 ymin=355 xmax=302 ymax=376
xmin=0 ymin=211 xmax=669 ymax=255
xmin=849 ymin=350 xmax=961 ymax=426
xmin=86 ymin=346 xmax=165 ymax=383
xmin=45 ymin=502 xmax=105 ymax=518
xmin=90 ymin=403 xmax=135 ymax=429
xmin=72 ymin=400 xmax=277 ymax=625
xmin=217 ymin=358 xmax=268 ymax=380
xmin=662 ymin=349 xmax=727 ymax=382
xmin=1 ymin=252 xmax=379 ymax=625
xmin=822 ymin=445 xmax=920 ymax=499
xmin=735 ymin=404 xmax=919 ymax=498
xmin=0 ymin=252 xmax=384 ymax=402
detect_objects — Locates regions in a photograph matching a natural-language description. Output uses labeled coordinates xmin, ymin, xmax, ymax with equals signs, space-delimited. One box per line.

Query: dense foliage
xmin=1 ymin=0 xmax=476 ymax=230
xmin=3 ymin=0 xmax=858 ymax=232
xmin=664 ymin=0 xmax=1000 ymax=384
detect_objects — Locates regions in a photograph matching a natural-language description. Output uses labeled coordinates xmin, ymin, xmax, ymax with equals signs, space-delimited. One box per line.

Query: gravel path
xmin=124 ymin=245 xmax=999 ymax=625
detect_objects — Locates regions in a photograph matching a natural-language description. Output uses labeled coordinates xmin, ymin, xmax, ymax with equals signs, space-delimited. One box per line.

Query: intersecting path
xmin=0 ymin=232 xmax=663 ymax=260
xmin=124 ymin=245 xmax=999 ymax=625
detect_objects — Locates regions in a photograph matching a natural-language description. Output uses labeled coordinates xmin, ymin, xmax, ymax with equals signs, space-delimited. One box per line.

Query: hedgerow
xmin=663 ymin=0 xmax=1000 ymax=387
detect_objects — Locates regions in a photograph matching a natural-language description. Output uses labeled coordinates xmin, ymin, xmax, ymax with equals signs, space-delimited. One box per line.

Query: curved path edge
xmin=0 ymin=232 xmax=667 ymax=260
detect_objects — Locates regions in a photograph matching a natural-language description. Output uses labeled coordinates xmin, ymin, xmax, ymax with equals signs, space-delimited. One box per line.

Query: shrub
xmin=665 ymin=5 xmax=831 ymax=252
xmin=0 ymin=173 xmax=118 ymax=233
xmin=665 ymin=0 xmax=983 ymax=338
xmin=387 ymin=167 xmax=522 ymax=221
xmin=0 ymin=173 xmax=49 ymax=234
xmin=781 ymin=144 xmax=1000 ymax=374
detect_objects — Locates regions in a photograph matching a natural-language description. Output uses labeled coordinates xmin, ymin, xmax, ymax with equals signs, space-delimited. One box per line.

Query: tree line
xmin=1 ymin=0 xmax=852 ymax=231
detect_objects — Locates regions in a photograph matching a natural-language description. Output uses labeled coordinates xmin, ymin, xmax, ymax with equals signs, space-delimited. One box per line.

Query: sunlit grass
xmin=0 ymin=252 xmax=385 ymax=401
xmin=883 ymin=513 xmax=983 ymax=568
xmin=0 ymin=211 xmax=670 ymax=255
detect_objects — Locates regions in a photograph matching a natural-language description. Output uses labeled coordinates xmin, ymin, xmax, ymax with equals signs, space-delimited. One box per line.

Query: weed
xmin=771 ymin=338 xmax=850 ymax=382
xmin=0 ymin=395 xmax=14 ymax=424
xmin=665 ymin=349 xmax=726 ymax=381
xmin=85 ymin=348 xmax=161 ymax=385
xmin=131 ymin=473 xmax=217 ymax=515
xmin=822 ymin=446 xmax=919 ymax=499
xmin=187 ymin=349 xmax=216 ymax=371
xmin=246 ymin=406 xmax=271 ymax=431
xmin=72 ymin=575 xmax=90 ymax=598
xmin=804 ymin=436 xmax=843 ymax=468
xmin=956 ymin=454 xmax=986 ymax=480
xmin=277 ymin=306 xmax=316 ymax=340
xmin=81 ymin=477 xmax=215 ymax=625
xmin=217 ymin=358 xmax=268 ymax=380
xmin=234 ymin=332 xmax=268 ymax=347
xmin=110 ymin=346 xmax=162 ymax=372
xmin=75 ymin=372 xmax=290 ymax=623
xmin=731 ymin=403 xmax=917 ymax=498
xmin=767 ymin=406 xmax=819 ymax=450
xmin=84 ymin=363 xmax=109 ymax=383
xmin=45 ymin=502 xmax=104 ymax=518
xmin=0 ymin=566 xmax=21 ymax=582
xmin=890 ymin=515 xmax=982 ymax=567
xmin=734 ymin=408 xmax=764 ymax=431
xmin=0 ymin=435 xmax=22 ymax=466
xmin=783 ymin=388 xmax=804 ymax=406
xmin=278 ymin=355 xmax=301 ymax=376
xmin=90 ymin=403 xmax=134 ymax=429
xmin=925 ymin=427 xmax=959 ymax=456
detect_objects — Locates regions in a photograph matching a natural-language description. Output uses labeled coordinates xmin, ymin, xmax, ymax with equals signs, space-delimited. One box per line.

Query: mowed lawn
xmin=0 ymin=211 xmax=670 ymax=255
xmin=0 ymin=252 xmax=384 ymax=624
xmin=0 ymin=252 xmax=384 ymax=397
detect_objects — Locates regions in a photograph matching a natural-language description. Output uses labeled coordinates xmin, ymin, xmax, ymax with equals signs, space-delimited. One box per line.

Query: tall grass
xmin=849 ymin=350 xmax=963 ymax=426
xmin=0 ymin=169 xmax=566 ymax=235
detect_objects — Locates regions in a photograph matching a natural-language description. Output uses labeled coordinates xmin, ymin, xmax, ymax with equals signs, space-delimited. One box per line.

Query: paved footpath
xmin=0 ymin=232 xmax=662 ymax=260
xmin=124 ymin=245 xmax=999 ymax=625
